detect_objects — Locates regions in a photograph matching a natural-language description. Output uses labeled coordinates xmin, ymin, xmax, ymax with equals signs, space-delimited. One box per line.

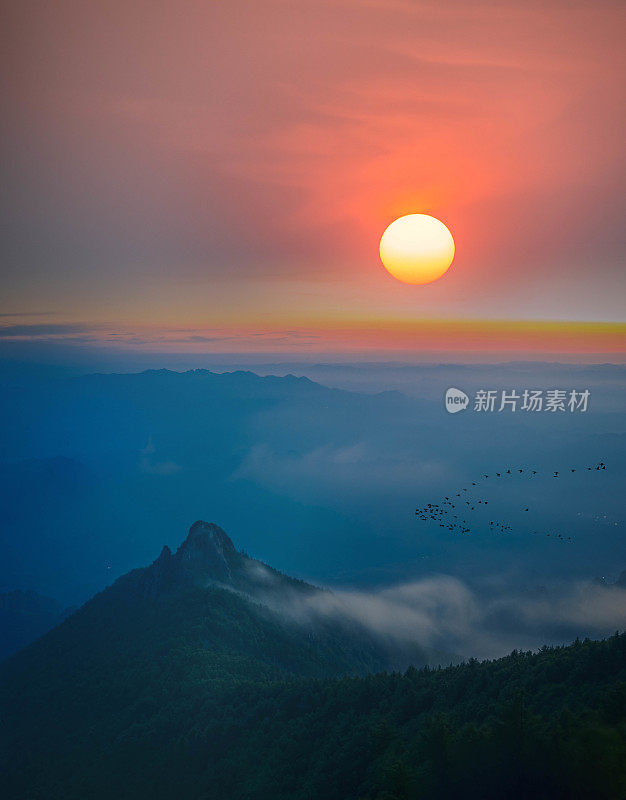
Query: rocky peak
xmin=155 ymin=544 xmax=172 ymax=562
xmin=125 ymin=521 xmax=309 ymax=603
xmin=175 ymin=521 xmax=239 ymax=584
xmin=131 ymin=521 xmax=243 ymax=600
xmin=179 ymin=521 xmax=236 ymax=558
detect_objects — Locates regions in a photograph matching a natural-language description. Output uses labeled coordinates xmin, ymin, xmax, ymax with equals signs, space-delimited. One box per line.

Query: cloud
xmin=139 ymin=436 xmax=182 ymax=475
xmin=0 ymin=312 xmax=59 ymax=318
xmin=0 ymin=324 xmax=94 ymax=338
xmin=244 ymin=560 xmax=279 ymax=586
xmin=280 ymin=576 xmax=626 ymax=660
xmin=232 ymin=442 xmax=447 ymax=502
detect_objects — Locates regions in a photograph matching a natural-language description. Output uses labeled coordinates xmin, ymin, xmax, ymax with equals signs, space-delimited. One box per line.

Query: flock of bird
xmin=415 ymin=462 xmax=607 ymax=542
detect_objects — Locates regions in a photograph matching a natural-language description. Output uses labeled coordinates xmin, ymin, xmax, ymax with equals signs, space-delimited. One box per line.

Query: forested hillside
xmin=1 ymin=522 xmax=625 ymax=799
xmin=2 ymin=633 xmax=625 ymax=799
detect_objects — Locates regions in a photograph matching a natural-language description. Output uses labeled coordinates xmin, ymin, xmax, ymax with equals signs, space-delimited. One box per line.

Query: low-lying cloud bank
xmin=281 ymin=574 xmax=626 ymax=661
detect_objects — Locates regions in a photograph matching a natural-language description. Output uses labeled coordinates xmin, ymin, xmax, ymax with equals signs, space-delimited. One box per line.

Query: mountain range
xmin=1 ymin=366 xmax=623 ymax=606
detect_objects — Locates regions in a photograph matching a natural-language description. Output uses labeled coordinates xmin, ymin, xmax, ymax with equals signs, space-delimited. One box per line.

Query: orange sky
xmin=2 ymin=1 xmax=625 ymax=356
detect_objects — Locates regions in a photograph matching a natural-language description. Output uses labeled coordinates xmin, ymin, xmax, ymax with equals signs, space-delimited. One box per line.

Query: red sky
xmin=2 ymin=1 xmax=625 ymax=356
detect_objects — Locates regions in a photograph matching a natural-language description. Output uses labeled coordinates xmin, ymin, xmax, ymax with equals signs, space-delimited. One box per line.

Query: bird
xmin=415 ymin=460 xmax=601 ymax=543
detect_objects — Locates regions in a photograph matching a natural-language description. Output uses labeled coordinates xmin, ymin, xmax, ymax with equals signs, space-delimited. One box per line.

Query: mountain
xmin=0 ymin=367 xmax=425 ymax=602
xmin=123 ymin=520 xmax=317 ymax=602
xmin=1 ymin=524 xmax=625 ymax=798
xmin=31 ymin=520 xmax=448 ymax=677
xmin=1 ymin=365 xmax=624 ymax=605
xmin=0 ymin=519 xmax=452 ymax=732
xmin=0 ymin=520 xmax=456 ymax=797
xmin=1 ymin=573 xmax=625 ymax=800
xmin=0 ymin=589 xmax=71 ymax=660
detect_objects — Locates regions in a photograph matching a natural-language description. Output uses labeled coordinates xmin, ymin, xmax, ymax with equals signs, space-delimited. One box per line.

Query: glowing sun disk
xmin=379 ymin=214 xmax=455 ymax=284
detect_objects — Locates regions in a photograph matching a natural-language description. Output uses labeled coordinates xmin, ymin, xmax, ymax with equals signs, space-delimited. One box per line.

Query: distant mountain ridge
xmin=2 ymin=362 xmax=623 ymax=608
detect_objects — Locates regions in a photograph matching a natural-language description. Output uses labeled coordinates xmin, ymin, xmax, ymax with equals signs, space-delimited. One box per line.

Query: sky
xmin=2 ymin=0 xmax=625 ymax=358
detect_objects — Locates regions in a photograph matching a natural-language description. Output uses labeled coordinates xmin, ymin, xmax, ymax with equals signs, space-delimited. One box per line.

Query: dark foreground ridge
xmin=1 ymin=523 xmax=625 ymax=800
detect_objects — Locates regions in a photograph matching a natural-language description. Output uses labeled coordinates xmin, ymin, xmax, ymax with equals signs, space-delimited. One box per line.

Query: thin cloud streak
xmin=285 ymin=576 xmax=626 ymax=660
xmin=1 ymin=320 xmax=624 ymax=355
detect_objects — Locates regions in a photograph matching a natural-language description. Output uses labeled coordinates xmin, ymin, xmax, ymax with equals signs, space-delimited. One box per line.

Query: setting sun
xmin=379 ymin=214 xmax=455 ymax=284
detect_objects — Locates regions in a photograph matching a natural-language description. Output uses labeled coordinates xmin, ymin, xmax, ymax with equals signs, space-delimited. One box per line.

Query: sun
xmin=379 ymin=214 xmax=455 ymax=284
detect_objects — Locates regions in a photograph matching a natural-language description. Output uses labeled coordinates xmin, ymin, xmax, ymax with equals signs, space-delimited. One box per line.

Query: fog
xmin=281 ymin=573 xmax=626 ymax=660
xmin=0 ymin=361 xmax=624 ymax=640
